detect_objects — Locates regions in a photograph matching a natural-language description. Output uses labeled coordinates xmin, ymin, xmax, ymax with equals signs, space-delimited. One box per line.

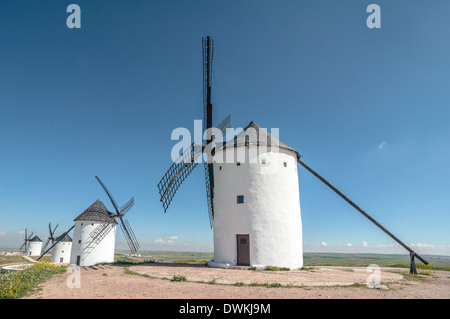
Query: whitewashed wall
xmin=70 ymin=221 xmax=116 ymax=266
xmin=51 ymin=241 xmax=72 ymax=264
xmin=27 ymin=241 xmax=43 ymax=257
xmin=211 ymin=146 xmax=303 ymax=269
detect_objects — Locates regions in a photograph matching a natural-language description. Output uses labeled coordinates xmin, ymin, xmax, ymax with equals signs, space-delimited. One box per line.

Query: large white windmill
xmin=158 ymin=36 xmax=429 ymax=273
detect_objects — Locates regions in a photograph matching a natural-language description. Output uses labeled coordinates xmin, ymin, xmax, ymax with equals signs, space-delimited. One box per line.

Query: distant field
xmin=3 ymin=250 xmax=449 ymax=270
xmin=0 ymin=255 xmax=25 ymax=266
xmin=303 ymin=253 xmax=450 ymax=269
xmin=115 ymin=251 xmax=450 ymax=270
xmin=116 ymin=251 xmax=214 ymax=263
xmin=0 ymin=255 xmax=52 ymax=266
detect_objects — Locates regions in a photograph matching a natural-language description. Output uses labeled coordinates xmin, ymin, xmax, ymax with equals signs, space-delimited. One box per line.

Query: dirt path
xmin=25 ymin=263 xmax=450 ymax=299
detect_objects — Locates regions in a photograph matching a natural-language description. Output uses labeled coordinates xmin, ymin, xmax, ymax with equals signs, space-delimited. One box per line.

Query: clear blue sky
xmin=0 ymin=1 xmax=449 ymax=255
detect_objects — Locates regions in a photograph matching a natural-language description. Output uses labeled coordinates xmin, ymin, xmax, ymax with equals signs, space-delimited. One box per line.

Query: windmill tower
xmin=27 ymin=236 xmax=43 ymax=256
xmin=69 ymin=176 xmax=139 ymax=267
xmin=158 ymin=36 xmax=429 ymax=272
xmin=211 ymin=121 xmax=303 ymax=268
xmin=51 ymin=233 xmax=72 ymax=264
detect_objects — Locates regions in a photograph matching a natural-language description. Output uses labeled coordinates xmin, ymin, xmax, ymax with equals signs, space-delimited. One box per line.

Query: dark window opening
xmin=237 ymin=195 xmax=244 ymax=204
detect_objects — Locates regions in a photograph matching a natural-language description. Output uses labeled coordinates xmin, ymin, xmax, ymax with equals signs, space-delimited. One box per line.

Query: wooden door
xmin=236 ymin=234 xmax=250 ymax=266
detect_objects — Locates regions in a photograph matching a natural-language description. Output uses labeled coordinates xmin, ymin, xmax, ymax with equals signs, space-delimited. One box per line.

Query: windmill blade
xmin=20 ymin=229 xmax=27 ymax=250
xmin=42 ymin=238 xmax=51 ymax=253
xmin=207 ymin=114 xmax=231 ymax=144
xmin=204 ymin=162 xmax=215 ymax=228
xmin=119 ymin=218 xmax=140 ymax=252
xmin=51 ymin=223 xmax=59 ymax=239
xmin=297 ymin=158 xmax=429 ymax=266
xmin=158 ymin=142 xmax=201 ymax=212
xmin=95 ymin=176 xmax=120 ymax=214
xmin=119 ymin=197 xmax=134 ymax=216
xmin=89 ymin=223 xmax=115 ymax=244
xmin=37 ymin=225 xmax=75 ymax=261
xmin=213 ymin=114 xmax=231 ymax=137
xmin=27 ymin=232 xmax=33 ymax=240
xmin=202 ymin=36 xmax=214 ymax=140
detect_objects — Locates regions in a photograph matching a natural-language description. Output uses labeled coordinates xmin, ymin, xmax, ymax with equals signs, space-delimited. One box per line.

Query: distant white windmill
xmin=51 ymin=233 xmax=72 ymax=264
xmin=27 ymin=236 xmax=43 ymax=257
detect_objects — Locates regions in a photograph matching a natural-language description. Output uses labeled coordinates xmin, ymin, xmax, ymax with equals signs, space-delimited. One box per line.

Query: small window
xmin=237 ymin=162 xmax=241 ymax=166
xmin=78 ymin=240 xmax=81 ymax=244
xmin=261 ymin=159 xmax=266 ymax=165
xmin=219 ymin=166 xmax=222 ymax=170
xmin=283 ymin=162 xmax=287 ymax=167
xmin=237 ymin=195 xmax=244 ymax=204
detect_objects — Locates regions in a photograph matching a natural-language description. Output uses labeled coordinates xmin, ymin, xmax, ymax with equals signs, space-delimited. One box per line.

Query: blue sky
xmin=0 ymin=1 xmax=449 ymax=256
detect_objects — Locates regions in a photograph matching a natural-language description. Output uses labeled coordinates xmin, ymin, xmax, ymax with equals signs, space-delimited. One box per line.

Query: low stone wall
xmin=1 ymin=264 xmax=33 ymax=274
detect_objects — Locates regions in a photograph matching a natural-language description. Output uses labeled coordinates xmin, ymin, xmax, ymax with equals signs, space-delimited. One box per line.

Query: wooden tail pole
xmin=297 ymin=158 xmax=429 ymax=269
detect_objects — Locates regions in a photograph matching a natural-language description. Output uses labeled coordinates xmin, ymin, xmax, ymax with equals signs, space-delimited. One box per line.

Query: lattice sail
xmin=90 ymin=223 xmax=115 ymax=244
xmin=158 ymin=143 xmax=202 ymax=212
xmin=120 ymin=218 xmax=140 ymax=252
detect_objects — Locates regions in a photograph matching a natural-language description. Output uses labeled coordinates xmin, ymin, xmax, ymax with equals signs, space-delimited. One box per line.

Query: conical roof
xmin=55 ymin=233 xmax=72 ymax=242
xmin=74 ymin=199 xmax=117 ymax=224
xmin=216 ymin=121 xmax=300 ymax=157
xmin=29 ymin=235 xmax=43 ymax=242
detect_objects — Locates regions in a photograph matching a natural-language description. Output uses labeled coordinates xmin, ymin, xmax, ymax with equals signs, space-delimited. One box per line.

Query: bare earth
xmin=25 ymin=263 xmax=450 ymax=299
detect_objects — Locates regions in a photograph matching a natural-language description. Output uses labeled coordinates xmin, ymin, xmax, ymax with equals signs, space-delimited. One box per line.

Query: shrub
xmin=171 ymin=276 xmax=187 ymax=282
xmin=265 ymin=266 xmax=290 ymax=271
xmin=0 ymin=262 xmax=66 ymax=299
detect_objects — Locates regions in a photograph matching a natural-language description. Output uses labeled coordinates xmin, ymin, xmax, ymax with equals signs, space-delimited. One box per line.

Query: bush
xmin=265 ymin=266 xmax=290 ymax=271
xmin=0 ymin=262 xmax=66 ymax=299
xmin=171 ymin=276 xmax=187 ymax=282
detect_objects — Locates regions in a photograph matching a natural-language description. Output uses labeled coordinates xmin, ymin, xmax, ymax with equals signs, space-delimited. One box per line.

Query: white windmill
xmin=157 ymin=36 xmax=430 ymax=273
xmin=51 ymin=233 xmax=72 ymax=264
xmin=27 ymin=235 xmax=43 ymax=257
xmin=69 ymin=176 xmax=139 ymax=267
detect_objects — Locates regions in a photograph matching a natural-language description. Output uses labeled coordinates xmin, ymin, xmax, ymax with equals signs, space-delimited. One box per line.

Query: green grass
xmin=0 ymin=255 xmax=26 ymax=266
xmin=116 ymin=251 xmax=214 ymax=263
xmin=303 ymin=253 xmax=450 ymax=270
xmin=0 ymin=261 xmax=66 ymax=299
xmin=264 ymin=266 xmax=290 ymax=271
xmin=171 ymin=276 xmax=187 ymax=282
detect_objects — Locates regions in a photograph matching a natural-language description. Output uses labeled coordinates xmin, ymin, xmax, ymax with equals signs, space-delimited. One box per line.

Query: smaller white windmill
xmin=51 ymin=233 xmax=72 ymax=264
xmin=27 ymin=236 xmax=43 ymax=256
xmin=69 ymin=176 xmax=139 ymax=267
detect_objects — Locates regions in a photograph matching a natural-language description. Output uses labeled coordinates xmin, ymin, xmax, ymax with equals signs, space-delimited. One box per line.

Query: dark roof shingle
xmin=74 ymin=199 xmax=117 ymax=224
